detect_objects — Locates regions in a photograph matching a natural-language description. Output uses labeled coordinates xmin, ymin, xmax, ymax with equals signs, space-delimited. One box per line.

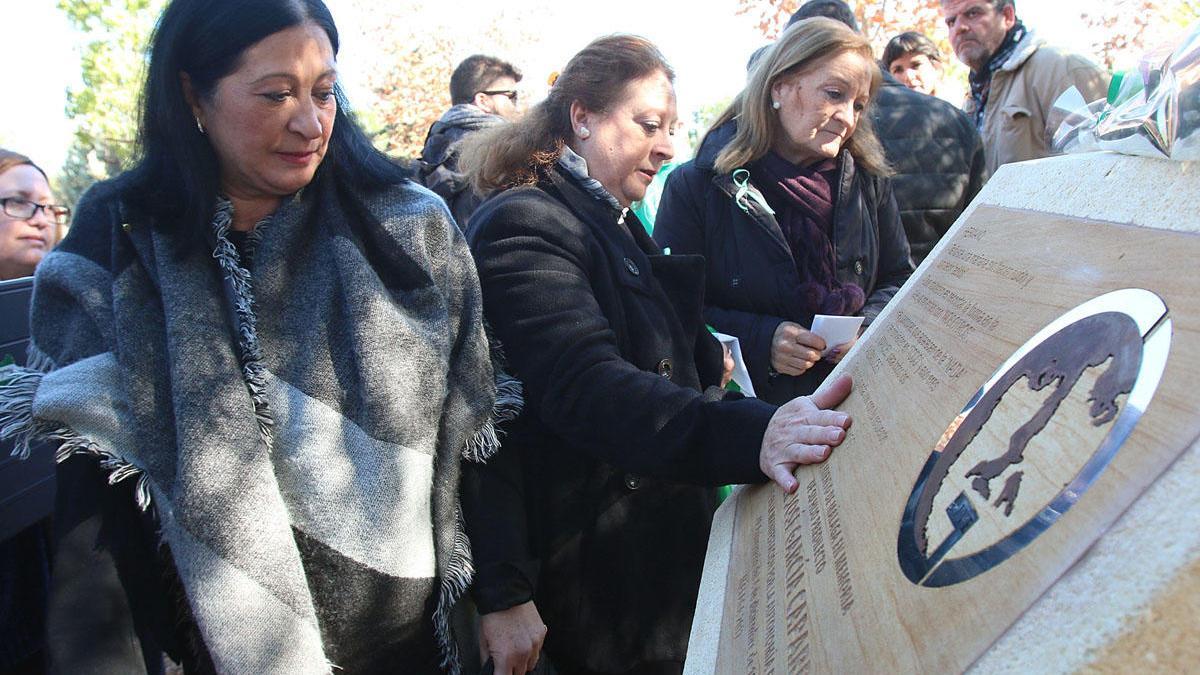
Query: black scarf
xmin=969 ymin=20 xmax=1028 ymax=130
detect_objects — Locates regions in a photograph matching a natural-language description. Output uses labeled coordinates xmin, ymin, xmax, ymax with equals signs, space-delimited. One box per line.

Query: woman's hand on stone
xmin=760 ymin=375 xmax=853 ymax=493
xmin=771 ymin=321 xmax=827 ymax=376
xmin=479 ymin=600 xmax=548 ymax=675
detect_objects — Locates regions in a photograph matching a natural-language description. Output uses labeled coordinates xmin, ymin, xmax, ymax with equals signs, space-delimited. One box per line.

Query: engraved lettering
xmin=764 ymin=498 xmax=778 ymax=672
xmin=806 ymin=478 xmax=827 ymax=575
xmin=746 ymin=515 xmax=763 ymax=672
xmin=898 ymin=311 xmax=967 ymax=379
xmin=821 ymin=466 xmax=856 ymax=613
xmin=947 ymin=243 xmax=1033 ymax=288
xmin=785 ymin=492 xmax=811 ymax=672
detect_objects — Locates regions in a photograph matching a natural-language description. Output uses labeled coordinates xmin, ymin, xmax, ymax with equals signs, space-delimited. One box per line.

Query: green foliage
xmin=1169 ymin=0 xmax=1200 ymax=25
xmin=692 ymin=97 xmax=733 ymax=134
xmin=55 ymin=0 xmax=164 ymax=206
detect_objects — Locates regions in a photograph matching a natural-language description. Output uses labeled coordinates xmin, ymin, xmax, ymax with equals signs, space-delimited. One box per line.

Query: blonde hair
xmin=460 ymin=34 xmax=674 ymax=194
xmin=710 ymin=17 xmax=891 ymax=176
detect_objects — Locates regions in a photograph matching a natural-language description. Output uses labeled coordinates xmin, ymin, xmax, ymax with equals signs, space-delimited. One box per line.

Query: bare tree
xmin=1083 ymin=0 xmax=1169 ymax=71
xmin=735 ymin=0 xmax=950 ymax=56
xmin=355 ymin=3 xmax=544 ymax=160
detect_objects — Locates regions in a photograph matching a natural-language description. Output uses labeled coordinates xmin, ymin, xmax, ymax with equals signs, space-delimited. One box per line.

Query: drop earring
xmin=578 ymin=126 xmax=590 ymax=140
xmin=195 ymin=118 xmax=206 ymax=135
xmin=772 ymin=101 xmax=781 ymax=110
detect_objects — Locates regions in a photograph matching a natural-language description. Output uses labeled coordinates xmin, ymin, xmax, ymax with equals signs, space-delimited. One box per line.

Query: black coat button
xmin=624 ymin=474 xmax=642 ymax=490
xmin=854 ymin=259 xmax=865 ymax=275
xmin=624 ymin=257 xmax=640 ymax=276
xmin=656 ymin=358 xmax=673 ymax=379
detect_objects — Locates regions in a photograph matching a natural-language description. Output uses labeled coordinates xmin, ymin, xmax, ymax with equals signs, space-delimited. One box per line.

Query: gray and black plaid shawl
xmin=0 ymin=175 xmax=520 ymax=673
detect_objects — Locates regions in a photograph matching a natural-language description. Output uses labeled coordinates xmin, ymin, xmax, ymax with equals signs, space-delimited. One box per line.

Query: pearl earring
xmin=579 ymin=126 xmax=590 ymax=139
xmin=772 ymin=101 xmax=781 ymax=110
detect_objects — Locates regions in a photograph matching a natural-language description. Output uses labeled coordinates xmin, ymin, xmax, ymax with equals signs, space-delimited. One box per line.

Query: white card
xmin=810 ymin=314 xmax=864 ymax=356
xmin=713 ymin=332 xmax=756 ymax=398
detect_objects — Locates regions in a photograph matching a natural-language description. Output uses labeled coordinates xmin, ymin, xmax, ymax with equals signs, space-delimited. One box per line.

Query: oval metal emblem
xmin=897 ymin=288 xmax=1172 ymax=587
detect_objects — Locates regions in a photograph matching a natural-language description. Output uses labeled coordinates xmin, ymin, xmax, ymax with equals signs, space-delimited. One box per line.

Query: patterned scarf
xmin=754 ymin=152 xmax=865 ymax=319
xmin=969 ymin=20 xmax=1028 ymax=130
xmin=0 ymin=176 xmax=521 ymax=673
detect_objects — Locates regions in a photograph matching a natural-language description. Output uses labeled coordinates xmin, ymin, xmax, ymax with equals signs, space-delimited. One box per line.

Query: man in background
xmin=420 ymin=54 xmax=523 ymax=226
xmin=787 ymin=1 xmax=987 ymax=265
xmin=941 ymin=0 xmax=1109 ymax=174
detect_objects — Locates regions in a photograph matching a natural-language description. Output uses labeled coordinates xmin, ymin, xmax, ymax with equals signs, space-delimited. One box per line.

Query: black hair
xmin=882 ymin=32 xmax=943 ymax=69
xmin=449 ymin=55 xmax=523 ymax=105
xmin=128 ymin=0 xmax=407 ymax=236
xmin=786 ymin=0 xmax=859 ymax=32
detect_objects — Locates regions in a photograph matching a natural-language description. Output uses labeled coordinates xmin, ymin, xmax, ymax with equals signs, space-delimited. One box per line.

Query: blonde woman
xmin=655 ymin=17 xmax=913 ymax=405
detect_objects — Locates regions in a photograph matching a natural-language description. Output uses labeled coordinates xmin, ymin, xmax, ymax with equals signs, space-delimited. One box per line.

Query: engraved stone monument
xmin=685 ymin=152 xmax=1200 ymax=673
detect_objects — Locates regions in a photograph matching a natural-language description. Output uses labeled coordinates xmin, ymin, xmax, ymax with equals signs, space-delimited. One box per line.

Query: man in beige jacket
xmin=941 ymin=0 xmax=1110 ymax=174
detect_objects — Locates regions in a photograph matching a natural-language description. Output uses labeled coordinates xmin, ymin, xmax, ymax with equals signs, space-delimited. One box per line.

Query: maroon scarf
xmin=754 ymin=152 xmax=865 ymax=319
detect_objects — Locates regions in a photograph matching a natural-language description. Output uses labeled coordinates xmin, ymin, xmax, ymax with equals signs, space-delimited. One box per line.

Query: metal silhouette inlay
xmin=898 ymin=289 xmax=1172 ymax=588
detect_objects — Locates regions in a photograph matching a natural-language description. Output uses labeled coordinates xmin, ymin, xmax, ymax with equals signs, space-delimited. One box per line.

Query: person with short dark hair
xmin=0 ymin=0 xmax=515 ymax=672
xmin=786 ymin=0 xmax=858 ymax=31
xmin=449 ymin=54 xmax=524 ymax=113
xmin=883 ymin=31 xmax=948 ymax=99
xmin=790 ymin=0 xmax=988 ymax=266
xmin=941 ymin=0 xmax=1109 ymax=173
xmin=420 ymin=54 xmax=523 ymax=226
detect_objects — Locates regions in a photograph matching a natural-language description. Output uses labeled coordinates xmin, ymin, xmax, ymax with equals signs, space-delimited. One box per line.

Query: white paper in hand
xmin=713 ymin=332 xmax=756 ymax=398
xmin=810 ymin=314 xmax=864 ymax=356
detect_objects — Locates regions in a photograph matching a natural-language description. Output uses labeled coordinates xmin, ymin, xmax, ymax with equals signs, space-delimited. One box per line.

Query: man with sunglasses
xmin=420 ymin=54 xmax=524 ymax=227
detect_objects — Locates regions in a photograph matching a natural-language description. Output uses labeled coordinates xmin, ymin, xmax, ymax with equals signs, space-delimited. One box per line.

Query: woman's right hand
xmin=771 ymin=321 xmax=827 ymax=376
xmin=759 ymin=375 xmax=853 ymax=493
xmin=479 ymin=600 xmax=548 ymax=675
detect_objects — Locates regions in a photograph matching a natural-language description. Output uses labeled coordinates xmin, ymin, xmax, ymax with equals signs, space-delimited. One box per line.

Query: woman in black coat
xmin=655 ymin=18 xmax=913 ymax=406
xmin=457 ymin=35 xmax=854 ymax=675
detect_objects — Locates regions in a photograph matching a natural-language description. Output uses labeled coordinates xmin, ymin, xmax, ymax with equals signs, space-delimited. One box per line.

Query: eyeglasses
xmin=479 ymin=89 xmax=519 ymax=103
xmin=1 ymin=197 xmax=71 ymax=225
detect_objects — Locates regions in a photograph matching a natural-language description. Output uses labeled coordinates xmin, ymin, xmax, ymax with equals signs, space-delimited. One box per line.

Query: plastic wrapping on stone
xmin=1052 ymin=21 xmax=1200 ymax=161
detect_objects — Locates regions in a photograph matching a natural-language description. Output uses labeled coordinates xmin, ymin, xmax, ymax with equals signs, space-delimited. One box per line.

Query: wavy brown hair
xmin=710 ymin=17 xmax=891 ymax=176
xmin=460 ymin=34 xmax=674 ymax=194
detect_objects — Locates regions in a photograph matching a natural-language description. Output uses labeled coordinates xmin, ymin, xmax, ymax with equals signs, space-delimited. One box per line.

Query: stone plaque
xmin=685 ymin=154 xmax=1200 ymax=674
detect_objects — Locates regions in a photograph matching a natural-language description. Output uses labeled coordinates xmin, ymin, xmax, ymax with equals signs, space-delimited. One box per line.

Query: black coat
xmin=417 ymin=109 xmax=495 ymax=227
xmin=654 ymin=122 xmax=914 ymax=406
xmin=871 ymin=73 xmax=988 ymax=264
xmin=462 ymin=166 xmax=776 ymax=673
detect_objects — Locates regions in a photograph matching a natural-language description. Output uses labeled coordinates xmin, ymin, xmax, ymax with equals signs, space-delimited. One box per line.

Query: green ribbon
xmin=732 ymin=168 xmax=775 ymax=216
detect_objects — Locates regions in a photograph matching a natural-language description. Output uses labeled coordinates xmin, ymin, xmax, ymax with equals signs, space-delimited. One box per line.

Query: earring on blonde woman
xmin=772 ymin=101 xmax=781 ymax=110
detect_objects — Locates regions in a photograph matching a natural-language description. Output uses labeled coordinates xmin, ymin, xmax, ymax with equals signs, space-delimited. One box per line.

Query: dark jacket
xmin=462 ymin=166 xmax=776 ymax=673
xmin=871 ymin=72 xmax=988 ymax=264
xmin=654 ymin=122 xmax=913 ymax=405
xmin=418 ymin=104 xmax=502 ymax=227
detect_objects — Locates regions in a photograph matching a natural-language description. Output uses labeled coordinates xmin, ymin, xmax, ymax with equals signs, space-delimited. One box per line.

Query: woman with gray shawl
xmin=0 ymin=0 xmax=517 ymax=673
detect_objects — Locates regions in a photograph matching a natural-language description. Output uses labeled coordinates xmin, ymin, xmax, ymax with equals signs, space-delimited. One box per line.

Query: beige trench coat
xmin=965 ymin=31 xmax=1110 ymax=175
